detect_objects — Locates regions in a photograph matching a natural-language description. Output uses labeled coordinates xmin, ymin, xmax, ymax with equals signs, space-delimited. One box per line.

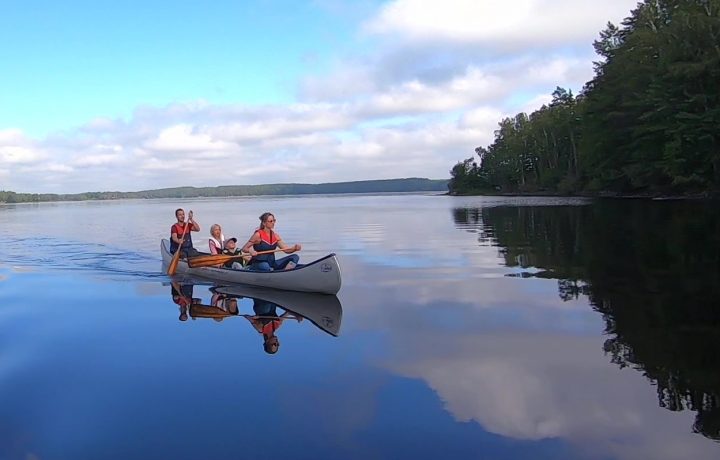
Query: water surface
xmin=1 ymin=194 xmax=718 ymax=459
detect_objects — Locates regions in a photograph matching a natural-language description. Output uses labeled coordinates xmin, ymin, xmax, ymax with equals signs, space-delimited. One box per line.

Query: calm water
xmin=0 ymin=194 xmax=718 ymax=460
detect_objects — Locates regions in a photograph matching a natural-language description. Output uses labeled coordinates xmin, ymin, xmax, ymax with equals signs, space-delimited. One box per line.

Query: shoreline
xmin=0 ymin=190 xmax=446 ymax=205
xmin=447 ymin=190 xmax=720 ymax=200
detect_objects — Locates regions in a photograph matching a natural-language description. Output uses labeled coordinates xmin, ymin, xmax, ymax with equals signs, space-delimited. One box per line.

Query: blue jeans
xmin=250 ymin=254 xmax=299 ymax=271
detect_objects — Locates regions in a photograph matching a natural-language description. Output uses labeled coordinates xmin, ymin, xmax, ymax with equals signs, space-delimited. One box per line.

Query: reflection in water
xmin=454 ymin=200 xmax=720 ymax=441
xmin=171 ymin=282 xmax=240 ymax=322
xmin=168 ymin=280 xmax=343 ymax=355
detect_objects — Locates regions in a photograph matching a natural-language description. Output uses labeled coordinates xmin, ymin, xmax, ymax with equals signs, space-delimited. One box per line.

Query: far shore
xmin=446 ymin=190 xmax=720 ymax=200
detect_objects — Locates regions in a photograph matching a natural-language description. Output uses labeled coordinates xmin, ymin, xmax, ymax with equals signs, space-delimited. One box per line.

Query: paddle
xmin=187 ymin=248 xmax=292 ymax=269
xmin=243 ymin=314 xmax=301 ymax=320
xmin=167 ymin=213 xmax=191 ymax=276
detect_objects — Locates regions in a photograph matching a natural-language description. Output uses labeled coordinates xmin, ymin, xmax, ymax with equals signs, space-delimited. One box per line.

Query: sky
xmin=0 ymin=0 xmax=638 ymax=194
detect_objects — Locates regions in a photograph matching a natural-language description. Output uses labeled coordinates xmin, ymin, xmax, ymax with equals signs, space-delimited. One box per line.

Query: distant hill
xmin=0 ymin=178 xmax=449 ymax=203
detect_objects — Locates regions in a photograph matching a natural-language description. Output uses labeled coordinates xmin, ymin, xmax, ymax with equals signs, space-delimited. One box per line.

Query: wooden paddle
xmin=189 ymin=302 xmax=237 ymax=318
xmin=187 ymin=248 xmax=293 ymax=268
xmin=243 ymin=314 xmax=301 ymax=320
xmin=167 ymin=214 xmax=191 ymax=276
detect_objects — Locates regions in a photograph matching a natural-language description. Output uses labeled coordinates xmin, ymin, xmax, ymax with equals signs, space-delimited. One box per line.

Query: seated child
xmin=222 ymin=238 xmax=250 ymax=269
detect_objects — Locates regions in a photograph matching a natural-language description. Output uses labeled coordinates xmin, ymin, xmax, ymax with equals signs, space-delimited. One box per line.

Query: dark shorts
xmin=253 ymin=299 xmax=279 ymax=317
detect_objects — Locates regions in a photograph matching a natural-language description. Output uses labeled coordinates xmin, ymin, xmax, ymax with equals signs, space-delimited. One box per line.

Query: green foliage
xmin=0 ymin=178 xmax=449 ymax=203
xmin=453 ymin=0 xmax=720 ymax=195
xmin=448 ymin=157 xmax=491 ymax=194
xmin=459 ymin=87 xmax=582 ymax=193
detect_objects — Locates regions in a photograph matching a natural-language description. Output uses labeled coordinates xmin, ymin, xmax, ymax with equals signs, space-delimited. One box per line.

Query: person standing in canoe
xmin=170 ymin=208 xmax=201 ymax=258
xmin=241 ymin=212 xmax=301 ymax=271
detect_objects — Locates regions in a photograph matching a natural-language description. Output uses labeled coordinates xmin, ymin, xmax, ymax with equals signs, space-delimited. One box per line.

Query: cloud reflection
xmin=339 ymin=258 xmax=720 ymax=460
xmin=382 ymin=320 xmax=716 ymax=459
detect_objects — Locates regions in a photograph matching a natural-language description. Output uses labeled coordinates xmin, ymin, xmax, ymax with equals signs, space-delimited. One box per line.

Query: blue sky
xmin=0 ymin=0 xmax=376 ymax=135
xmin=0 ymin=0 xmax=637 ymax=193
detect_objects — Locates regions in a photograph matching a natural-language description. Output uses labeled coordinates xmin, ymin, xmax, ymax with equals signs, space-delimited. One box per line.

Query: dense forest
xmin=453 ymin=201 xmax=720 ymax=440
xmin=0 ymin=178 xmax=447 ymax=203
xmin=449 ymin=0 xmax=720 ymax=196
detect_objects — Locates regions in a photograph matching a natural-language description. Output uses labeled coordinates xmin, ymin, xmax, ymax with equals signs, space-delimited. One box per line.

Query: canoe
xmin=213 ymin=284 xmax=343 ymax=336
xmin=161 ymin=239 xmax=342 ymax=295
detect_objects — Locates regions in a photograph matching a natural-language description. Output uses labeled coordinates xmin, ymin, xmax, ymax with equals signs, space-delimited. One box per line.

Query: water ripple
xmin=0 ymin=236 xmax=161 ymax=280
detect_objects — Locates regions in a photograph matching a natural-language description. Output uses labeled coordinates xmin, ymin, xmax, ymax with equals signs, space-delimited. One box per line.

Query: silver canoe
xmin=161 ymin=239 xmax=342 ymax=295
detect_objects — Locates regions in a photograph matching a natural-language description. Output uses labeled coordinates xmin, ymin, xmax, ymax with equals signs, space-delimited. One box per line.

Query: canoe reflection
xmin=215 ymin=284 xmax=343 ymax=338
xmin=168 ymin=281 xmax=343 ymax=342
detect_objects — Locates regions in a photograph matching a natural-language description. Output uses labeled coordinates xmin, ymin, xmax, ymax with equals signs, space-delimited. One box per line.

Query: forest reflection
xmin=453 ymin=200 xmax=720 ymax=441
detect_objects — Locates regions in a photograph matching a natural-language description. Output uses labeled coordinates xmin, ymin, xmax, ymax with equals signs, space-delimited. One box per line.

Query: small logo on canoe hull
xmin=320 ymin=263 xmax=332 ymax=273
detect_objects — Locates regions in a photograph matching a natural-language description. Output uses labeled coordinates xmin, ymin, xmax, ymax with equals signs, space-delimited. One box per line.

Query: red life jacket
xmin=170 ymin=222 xmax=193 ymax=253
xmin=258 ymin=229 xmax=279 ymax=246
xmin=261 ymin=320 xmax=282 ymax=336
xmin=253 ymin=229 xmax=279 ymax=263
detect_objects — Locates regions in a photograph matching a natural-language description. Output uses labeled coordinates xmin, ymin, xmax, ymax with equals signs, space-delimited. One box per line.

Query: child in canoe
xmin=222 ymin=238 xmax=251 ymax=269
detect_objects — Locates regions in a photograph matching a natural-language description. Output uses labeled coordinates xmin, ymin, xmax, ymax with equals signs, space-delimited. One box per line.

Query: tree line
xmin=450 ymin=0 xmax=720 ymax=196
xmin=0 ymin=178 xmax=448 ymax=203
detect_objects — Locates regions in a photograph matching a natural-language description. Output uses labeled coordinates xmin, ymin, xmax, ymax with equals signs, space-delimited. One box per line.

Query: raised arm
xmin=188 ymin=210 xmax=200 ymax=232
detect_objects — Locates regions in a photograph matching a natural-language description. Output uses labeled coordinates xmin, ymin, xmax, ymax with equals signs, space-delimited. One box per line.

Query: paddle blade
xmin=190 ymin=303 xmax=237 ymax=319
xmin=188 ymin=254 xmax=235 ymax=268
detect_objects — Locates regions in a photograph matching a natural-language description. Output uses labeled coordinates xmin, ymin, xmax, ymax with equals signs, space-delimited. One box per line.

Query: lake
xmin=1 ymin=193 xmax=718 ymax=459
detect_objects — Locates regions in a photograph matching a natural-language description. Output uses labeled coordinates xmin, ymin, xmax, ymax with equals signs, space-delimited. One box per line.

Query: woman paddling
xmin=241 ymin=212 xmax=301 ymax=271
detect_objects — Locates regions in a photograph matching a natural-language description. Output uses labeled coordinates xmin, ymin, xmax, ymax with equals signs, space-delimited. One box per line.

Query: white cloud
xmin=145 ymin=124 xmax=236 ymax=153
xmin=360 ymin=67 xmax=502 ymax=115
xmin=366 ymin=0 xmax=637 ymax=49
xmin=0 ymin=145 xmax=42 ymax=164
xmin=459 ymin=107 xmax=504 ymax=129
xmin=43 ymin=163 xmax=75 ymax=173
xmin=301 ymin=65 xmax=377 ymax=102
xmin=0 ymin=129 xmax=46 ymax=165
xmin=303 ymin=56 xmax=596 ymax=117
xmin=208 ymin=107 xmax=354 ymax=144
xmin=0 ymin=91 xmax=532 ymax=192
xmin=0 ymin=129 xmax=25 ymax=144
xmin=73 ymin=153 xmax=125 ymax=167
